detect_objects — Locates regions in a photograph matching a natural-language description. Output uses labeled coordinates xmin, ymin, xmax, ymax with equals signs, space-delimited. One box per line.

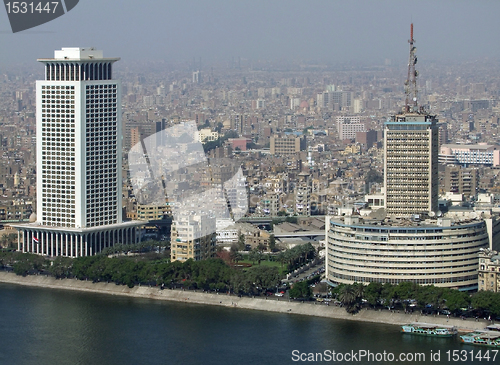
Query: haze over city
xmin=1 ymin=0 xmax=500 ymax=66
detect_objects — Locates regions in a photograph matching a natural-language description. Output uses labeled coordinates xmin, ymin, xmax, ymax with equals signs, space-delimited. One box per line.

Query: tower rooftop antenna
xmin=404 ymin=23 xmax=420 ymax=113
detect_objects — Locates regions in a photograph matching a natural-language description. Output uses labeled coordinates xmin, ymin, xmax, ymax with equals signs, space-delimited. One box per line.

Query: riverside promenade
xmin=0 ymin=271 xmax=489 ymax=332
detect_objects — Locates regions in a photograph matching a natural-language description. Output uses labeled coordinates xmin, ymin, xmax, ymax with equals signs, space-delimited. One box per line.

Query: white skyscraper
xmin=12 ymin=48 xmax=143 ymax=257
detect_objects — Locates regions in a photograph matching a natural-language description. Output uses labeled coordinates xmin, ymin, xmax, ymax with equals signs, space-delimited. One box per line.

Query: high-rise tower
xmin=384 ymin=25 xmax=439 ymax=217
xmin=325 ymin=25 xmax=492 ymax=290
xmin=12 ymin=48 xmax=143 ymax=257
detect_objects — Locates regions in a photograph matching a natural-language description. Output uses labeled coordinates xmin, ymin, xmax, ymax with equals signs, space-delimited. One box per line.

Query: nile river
xmin=0 ymin=283 xmax=494 ymax=364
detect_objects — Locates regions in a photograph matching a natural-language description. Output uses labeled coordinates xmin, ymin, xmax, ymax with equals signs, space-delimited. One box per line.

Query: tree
xmin=247 ymin=266 xmax=280 ymax=291
xmin=289 ymin=281 xmax=311 ymax=299
xmin=381 ymin=283 xmax=395 ymax=307
xmin=248 ymin=248 xmax=264 ymax=265
xmin=48 ymin=257 xmax=73 ymax=279
xmin=215 ymin=122 xmax=223 ymax=134
xmin=365 ymin=282 xmax=383 ymax=307
xmin=338 ymin=285 xmax=361 ymax=314
xmin=471 ymin=290 xmax=500 ymax=316
xmin=365 ymin=169 xmax=383 ymax=184
xmin=237 ymin=234 xmax=246 ymax=251
xmin=269 ymin=235 xmax=276 ymax=252
xmin=365 ymin=169 xmax=383 ymax=193
xmin=443 ymin=289 xmax=470 ymax=314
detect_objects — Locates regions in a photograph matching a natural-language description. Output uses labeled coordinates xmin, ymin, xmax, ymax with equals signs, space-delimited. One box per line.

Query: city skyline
xmin=1 ymin=4 xmax=500 ymax=365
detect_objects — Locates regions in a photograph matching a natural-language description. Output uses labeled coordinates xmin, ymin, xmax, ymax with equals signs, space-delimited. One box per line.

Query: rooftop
xmin=38 ymin=47 xmax=120 ymax=62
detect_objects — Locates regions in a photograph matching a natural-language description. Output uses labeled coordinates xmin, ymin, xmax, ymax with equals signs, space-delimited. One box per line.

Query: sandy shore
xmin=0 ymin=271 xmax=489 ymax=331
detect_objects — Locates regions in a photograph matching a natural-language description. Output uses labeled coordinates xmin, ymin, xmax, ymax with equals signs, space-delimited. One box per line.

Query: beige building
xmin=444 ymin=165 xmax=478 ymax=196
xmin=245 ymin=229 xmax=271 ymax=251
xmin=384 ymin=113 xmax=439 ymax=217
xmin=270 ymin=134 xmax=305 ymax=155
xmin=137 ymin=204 xmax=170 ymax=221
xmin=479 ymin=249 xmax=500 ymax=292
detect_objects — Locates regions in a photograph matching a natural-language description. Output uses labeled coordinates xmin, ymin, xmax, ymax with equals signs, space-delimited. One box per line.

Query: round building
xmin=326 ymin=215 xmax=489 ymax=290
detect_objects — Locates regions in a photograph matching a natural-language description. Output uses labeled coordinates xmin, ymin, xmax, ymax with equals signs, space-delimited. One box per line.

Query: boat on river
xmin=401 ymin=323 xmax=457 ymax=337
xmin=460 ymin=331 xmax=500 ymax=347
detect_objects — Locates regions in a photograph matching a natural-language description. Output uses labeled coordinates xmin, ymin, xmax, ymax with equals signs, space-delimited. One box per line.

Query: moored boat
xmin=401 ymin=323 xmax=457 ymax=337
xmin=460 ymin=331 xmax=500 ymax=347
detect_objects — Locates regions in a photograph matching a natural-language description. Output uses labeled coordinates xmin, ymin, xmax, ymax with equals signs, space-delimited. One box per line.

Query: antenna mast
xmin=405 ymin=23 xmax=419 ymax=113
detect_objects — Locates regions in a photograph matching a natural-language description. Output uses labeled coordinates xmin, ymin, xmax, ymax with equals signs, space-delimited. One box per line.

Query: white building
xmin=439 ymin=144 xmax=500 ymax=166
xmin=197 ymin=128 xmax=219 ymax=143
xmin=336 ymin=116 xmax=365 ymax=140
xmin=171 ymin=214 xmax=216 ymax=261
xmin=11 ymin=47 xmax=143 ymax=257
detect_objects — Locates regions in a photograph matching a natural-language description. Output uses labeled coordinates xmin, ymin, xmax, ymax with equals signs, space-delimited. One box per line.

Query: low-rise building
xmin=170 ymin=214 xmax=216 ymax=262
xmin=137 ymin=204 xmax=170 ymax=221
xmin=479 ymin=249 xmax=500 ymax=292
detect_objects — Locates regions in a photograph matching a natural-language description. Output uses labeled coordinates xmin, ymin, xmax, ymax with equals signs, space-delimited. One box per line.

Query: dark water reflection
xmin=0 ymin=283 xmax=490 ymax=365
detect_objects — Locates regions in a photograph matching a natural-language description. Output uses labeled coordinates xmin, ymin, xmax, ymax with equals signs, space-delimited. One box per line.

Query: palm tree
xmin=338 ymin=285 xmax=361 ymax=314
xmin=338 ymin=285 xmax=356 ymax=306
xmin=353 ymin=282 xmax=365 ymax=301
xmin=276 ymin=252 xmax=286 ymax=268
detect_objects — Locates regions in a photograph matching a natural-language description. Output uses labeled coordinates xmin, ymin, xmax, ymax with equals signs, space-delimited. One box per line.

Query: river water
xmin=0 ymin=283 xmax=494 ymax=365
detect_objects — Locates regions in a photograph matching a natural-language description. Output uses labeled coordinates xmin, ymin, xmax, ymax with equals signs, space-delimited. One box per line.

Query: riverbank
xmin=0 ymin=271 xmax=489 ymax=331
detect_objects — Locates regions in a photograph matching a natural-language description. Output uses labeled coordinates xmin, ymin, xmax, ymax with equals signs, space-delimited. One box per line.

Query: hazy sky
xmin=1 ymin=0 xmax=499 ymax=66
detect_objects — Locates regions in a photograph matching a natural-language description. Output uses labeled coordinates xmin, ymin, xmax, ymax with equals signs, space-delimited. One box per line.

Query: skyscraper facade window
xmin=384 ymin=113 xmax=439 ymax=217
xmin=11 ymin=48 xmax=144 ymax=257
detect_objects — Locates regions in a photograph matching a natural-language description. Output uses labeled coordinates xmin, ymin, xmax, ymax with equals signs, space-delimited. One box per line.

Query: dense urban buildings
xmin=0 ymin=28 xmax=500 ymax=289
xmin=11 ymin=48 xmax=143 ymax=256
xmin=325 ymin=25 xmax=495 ymax=290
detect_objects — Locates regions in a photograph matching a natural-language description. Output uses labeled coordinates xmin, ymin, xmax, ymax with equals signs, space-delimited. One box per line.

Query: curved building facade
xmin=326 ymin=216 xmax=489 ymax=289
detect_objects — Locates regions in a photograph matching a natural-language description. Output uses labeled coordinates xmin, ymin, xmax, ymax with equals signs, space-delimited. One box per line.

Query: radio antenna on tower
xmin=404 ymin=23 xmax=420 ymax=113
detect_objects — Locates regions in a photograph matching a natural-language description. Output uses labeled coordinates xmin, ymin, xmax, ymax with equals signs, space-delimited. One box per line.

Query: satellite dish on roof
xmin=470 ymin=212 xmax=477 ymax=219
xmin=429 ymin=211 xmax=435 ymax=217
xmin=437 ymin=211 xmax=443 ymax=217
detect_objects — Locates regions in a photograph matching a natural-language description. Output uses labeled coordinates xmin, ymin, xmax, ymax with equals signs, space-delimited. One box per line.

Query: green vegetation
xmin=332 ymin=281 xmax=500 ymax=317
xmin=275 ymin=243 xmax=316 ymax=272
xmin=0 ymin=249 xmax=282 ymax=294
xmin=0 ymin=233 xmax=17 ymax=249
xmin=3 ymin=249 xmax=500 ymax=317
xmin=289 ymin=281 xmax=311 ymax=299
xmin=289 ymin=275 xmax=321 ymax=300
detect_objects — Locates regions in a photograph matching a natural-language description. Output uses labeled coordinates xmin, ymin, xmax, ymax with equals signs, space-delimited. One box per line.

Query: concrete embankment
xmin=0 ymin=271 xmax=489 ymax=331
